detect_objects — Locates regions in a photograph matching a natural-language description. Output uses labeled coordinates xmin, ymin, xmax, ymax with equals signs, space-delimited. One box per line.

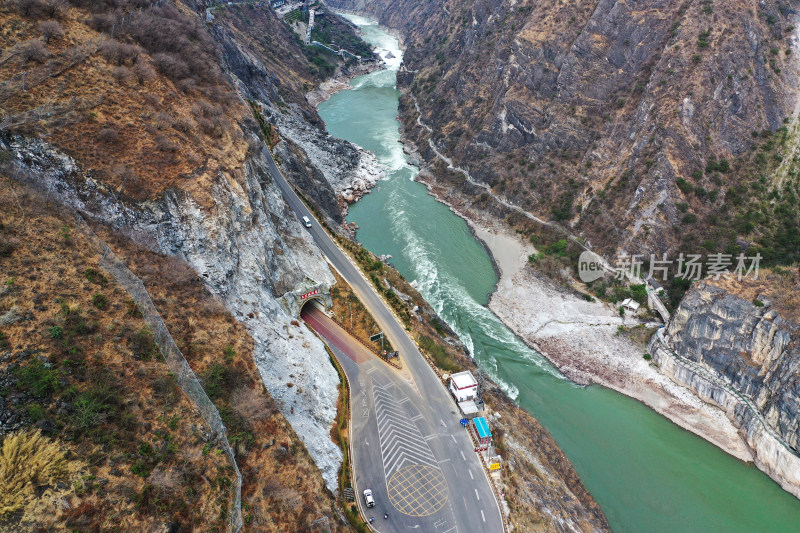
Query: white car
xmin=302 ymin=216 xmax=312 ymax=228
xmin=363 ymin=488 xmax=375 ymax=508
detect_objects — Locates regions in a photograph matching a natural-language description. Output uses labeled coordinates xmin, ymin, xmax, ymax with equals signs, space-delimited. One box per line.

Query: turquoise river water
xmin=318 ymin=14 xmax=800 ymax=532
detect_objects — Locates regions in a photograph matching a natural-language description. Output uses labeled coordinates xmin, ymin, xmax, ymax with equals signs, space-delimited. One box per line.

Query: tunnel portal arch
xmin=281 ymin=283 xmax=332 ymax=317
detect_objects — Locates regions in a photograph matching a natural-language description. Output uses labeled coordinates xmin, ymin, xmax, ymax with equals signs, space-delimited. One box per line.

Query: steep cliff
xmin=329 ymin=0 xmax=800 ymax=277
xmin=0 ymin=172 xmax=349 ymax=531
xmin=208 ymin=1 xmax=383 ymax=221
xmin=648 ymin=272 xmax=800 ymax=497
xmin=0 ymin=0 xmax=381 ymax=509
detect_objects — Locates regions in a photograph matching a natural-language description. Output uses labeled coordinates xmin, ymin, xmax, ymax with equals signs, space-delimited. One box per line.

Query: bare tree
xmin=97 ymin=127 xmax=119 ymax=144
xmin=38 ymin=20 xmax=63 ymax=43
xmin=21 ymin=40 xmax=49 ymax=63
xmin=231 ymin=386 xmax=276 ymax=422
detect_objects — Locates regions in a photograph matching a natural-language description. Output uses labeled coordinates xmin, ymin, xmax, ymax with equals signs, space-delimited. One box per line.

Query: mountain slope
xmin=331 ymin=0 xmax=800 ymax=280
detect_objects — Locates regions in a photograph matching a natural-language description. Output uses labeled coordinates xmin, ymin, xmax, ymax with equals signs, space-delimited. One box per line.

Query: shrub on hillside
xmin=17 ymin=0 xmax=65 ymax=19
xmin=132 ymin=61 xmax=156 ymax=84
xmin=0 ymin=430 xmax=74 ymax=518
xmin=154 ymin=135 xmax=178 ymax=152
xmin=127 ymin=6 xmax=225 ymax=94
xmin=97 ymin=127 xmax=119 ymax=144
xmin=100 ymin=39 xmax=142 ymax=66
xmin=20 ymin=40 xmax=49 ymax=63
xmin=112 ymin=65 xmax=133 ymax=85
xmin=38 ymin=20 xmax=63 ymax=42
xmin=231 ymin=386 xmax=276 ymax=422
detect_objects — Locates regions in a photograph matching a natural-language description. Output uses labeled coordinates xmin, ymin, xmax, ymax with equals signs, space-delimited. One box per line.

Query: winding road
xmin=266 ymin=147 xmax=504 ymax=532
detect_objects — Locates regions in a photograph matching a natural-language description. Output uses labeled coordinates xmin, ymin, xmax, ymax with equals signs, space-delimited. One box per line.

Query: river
xmin=317 ymin=14 xmax=800 ymax=532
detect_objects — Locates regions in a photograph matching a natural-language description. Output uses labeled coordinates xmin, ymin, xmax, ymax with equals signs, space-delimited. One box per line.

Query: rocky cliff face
xmin=207 ymin=0 xmax=383 ymax=222
xmin=3 ymin=131 xmax=346 ymax=489
xmin=328 ymin=0 xmax=800 ymax=262
xmin=649 ymin=280 xmax=800 ymax=497
xmin=1 ymin=0 xmax=387 ymax=493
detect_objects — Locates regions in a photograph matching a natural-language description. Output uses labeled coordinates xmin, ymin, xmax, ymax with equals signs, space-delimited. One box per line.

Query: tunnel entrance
xmin=281 ymin=282 xmax=332 ymax=317
xmin=300 ymin=296 xmax=326 ymax=315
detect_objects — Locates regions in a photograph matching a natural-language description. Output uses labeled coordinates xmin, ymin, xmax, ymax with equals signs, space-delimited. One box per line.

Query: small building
xmin=645 ymin=276 xmax=664 ymax=293
xmin=473 ymin=416 xmax=492 ymax=450
xmin=621 ymin=298 xmax=640 ymax=313
xmin=270 ymin=0 xmax=285 ymax=7
xmin=449 ymin=370 xmax=478 ymax=402
xmin=458 ymin=400 xmax=479 ymax=417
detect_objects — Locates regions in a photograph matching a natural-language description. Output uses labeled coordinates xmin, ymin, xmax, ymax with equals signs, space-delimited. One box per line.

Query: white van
xmin=302 ymin=216 xmax=312 ymax=228
xmin=363 ymin=488 xmax=375 ymax=508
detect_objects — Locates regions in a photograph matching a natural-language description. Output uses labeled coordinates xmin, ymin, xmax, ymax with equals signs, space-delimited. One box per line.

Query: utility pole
xmin=349 ymin=302 xmax=353 ymax=329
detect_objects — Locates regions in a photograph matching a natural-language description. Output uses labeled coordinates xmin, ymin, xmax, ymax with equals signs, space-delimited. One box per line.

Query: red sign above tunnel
xmin=300 ymin=288 xmax=319 ymax=301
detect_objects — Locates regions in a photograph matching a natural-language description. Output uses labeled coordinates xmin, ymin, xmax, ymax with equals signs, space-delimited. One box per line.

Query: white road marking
xmin=468 ymin=469 xmax=473 ymax=480
xmin=474 ymin=489 xmax=480 ymax=500
xmin=372 ymin=378 xmax=440 ymax=476
xmin=481 ymin=510 xmax=486 ymax=522
xmin=451 ymin=435 xmax=457 ymax=443
xmin=411 ymin=414 xmax=424 ymax=421
xmin=460 ymin=450 xmax=466 ymax=460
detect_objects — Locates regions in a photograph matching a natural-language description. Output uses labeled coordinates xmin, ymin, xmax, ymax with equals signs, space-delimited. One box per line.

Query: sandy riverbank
xmin=476 ymin=220 xmax=754 ymax=462
xmin=413 ymin=175 xmax=754 ymax=462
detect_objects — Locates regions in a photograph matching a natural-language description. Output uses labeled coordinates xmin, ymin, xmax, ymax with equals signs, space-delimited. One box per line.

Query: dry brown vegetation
xmin=0 ymin=178 xmax=350 ymax=531
xmin=0 ymin=176 xmax=235 ymax=530
xmin=0 ymin=0 xmax=251 ymax=203
xmin=328 ymin=269 xmax=394 ymax=353
xmin=707 ymin=265 xmax=800 ymax=321
xmin=0 ymin=429 xmax=81 ymax=520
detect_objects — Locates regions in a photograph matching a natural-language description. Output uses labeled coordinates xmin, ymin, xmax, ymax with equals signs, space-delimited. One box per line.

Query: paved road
xmin=265 ymin=148 xmax=504 ymax=532
xmin=303 ymin=305 xmax=501 ymax=533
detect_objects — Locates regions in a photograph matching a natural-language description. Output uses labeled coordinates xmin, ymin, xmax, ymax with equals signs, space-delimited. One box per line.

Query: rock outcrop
xmin=3 ymin=131 xmax=344 ymax=490
xmin=649 ymin=282 xmax=800 ymax=497
xmin=208 ymin=0 xmax=382 ymax=222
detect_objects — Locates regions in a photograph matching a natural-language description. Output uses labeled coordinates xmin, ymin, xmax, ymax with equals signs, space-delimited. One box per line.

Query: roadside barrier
xmin=464 ymin=421 xmax=510 ymax=533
